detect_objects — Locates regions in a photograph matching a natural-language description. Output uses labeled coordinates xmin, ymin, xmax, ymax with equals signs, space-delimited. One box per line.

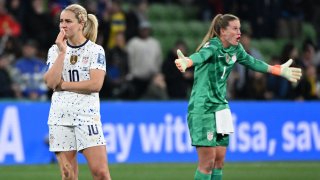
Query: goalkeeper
xmin=175 ymin=14 xmax=302 ymax=180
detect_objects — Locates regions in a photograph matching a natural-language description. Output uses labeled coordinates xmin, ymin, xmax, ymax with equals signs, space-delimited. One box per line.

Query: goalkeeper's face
xmin=221 ymin=20 xmax=241 ymax=47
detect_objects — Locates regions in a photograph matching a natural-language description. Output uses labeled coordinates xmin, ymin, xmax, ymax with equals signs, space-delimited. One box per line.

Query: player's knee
xmin=61 ymin=162 xmax=75 ymax=180
xmin=214 ymin=159 xmax=225 ymax=169
xmin=199 ymin=159 xmax=215 ymax=173
xmin=91 ymin=167 xmax=110 ymax=180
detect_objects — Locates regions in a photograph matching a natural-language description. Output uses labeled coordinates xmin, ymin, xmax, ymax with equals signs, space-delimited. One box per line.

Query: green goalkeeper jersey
xmin=188 ymin=37 xmax=269 ymax=114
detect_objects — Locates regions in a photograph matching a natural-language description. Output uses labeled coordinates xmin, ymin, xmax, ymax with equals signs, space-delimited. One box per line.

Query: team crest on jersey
xmin=207 ymin=131 xmax=214 ymax=141
xmin=70 ymin=55 xmax=78 ymax=65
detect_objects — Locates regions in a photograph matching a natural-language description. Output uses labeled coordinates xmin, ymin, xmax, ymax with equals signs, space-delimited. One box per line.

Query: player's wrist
xmin=55 ymin=79 xmax=65 ymax=91
xmin=270 ymin=65 xmax=281 ymax=76
xmin=186 ymin=58 xmax=193 ymax=68
xmin=58 ymin=51 xmax=66 ymax=56
xmin=60 ymin=81 xmax=66 ymax=91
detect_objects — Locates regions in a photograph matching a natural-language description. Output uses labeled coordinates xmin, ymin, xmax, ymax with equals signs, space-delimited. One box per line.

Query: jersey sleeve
xmin=90 ymin=45 xmax=106 ymax=72
xmin=46 ymin=45 xmax=59 ymax=72
xmin=189 ymin=41 xmax=217 ymax=66
xmin=236 ymin=44 xmax=269 ymax=73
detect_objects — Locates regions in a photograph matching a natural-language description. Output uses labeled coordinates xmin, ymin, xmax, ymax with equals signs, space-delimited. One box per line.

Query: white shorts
xmin=48 ymin=124 xmax=106 ymax=152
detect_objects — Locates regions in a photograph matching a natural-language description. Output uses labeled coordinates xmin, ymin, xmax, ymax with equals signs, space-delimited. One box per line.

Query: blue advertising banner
xmin=0 ymin=101 xmax=319 ymax=165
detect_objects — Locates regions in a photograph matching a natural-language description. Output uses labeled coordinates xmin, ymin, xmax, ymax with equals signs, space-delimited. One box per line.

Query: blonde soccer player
xmin=44 ymin=4 xmax=111 ymax=180
xmin=175 ymin=14 xmax=302 ymax=180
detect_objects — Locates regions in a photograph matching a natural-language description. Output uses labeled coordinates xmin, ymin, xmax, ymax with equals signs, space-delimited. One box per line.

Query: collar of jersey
xmin=67 ymin=39 xmax=89 ymax=48
xmin=213 ymin=37 xmax=237 ymax=53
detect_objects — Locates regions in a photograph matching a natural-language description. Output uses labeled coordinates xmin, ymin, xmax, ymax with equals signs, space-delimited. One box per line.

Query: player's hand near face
xmin=44 ymin=29 xmax=67 ymax=90
xmin=56 ymin=28 xmax=67 ymax=53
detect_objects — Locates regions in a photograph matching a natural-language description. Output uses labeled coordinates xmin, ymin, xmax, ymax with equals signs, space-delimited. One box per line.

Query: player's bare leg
xmin=56 ymin=151 xmax=78 ymax=180
xmin=214 ymin=146 xmax=226 ymax=168
xmin=212 ymin=146 xmax=227 ymax=180
xmin=82 ymin=145 xmax=111 ymax=180
xmin=194 ymin=146 xmax=216 ymax=179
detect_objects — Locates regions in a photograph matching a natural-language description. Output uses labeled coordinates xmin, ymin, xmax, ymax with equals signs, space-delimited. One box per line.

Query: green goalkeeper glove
xmin=270 ymin=59 xmax=302 ymax=83
xmin=175 ymin=49 xmax=193 ymax=72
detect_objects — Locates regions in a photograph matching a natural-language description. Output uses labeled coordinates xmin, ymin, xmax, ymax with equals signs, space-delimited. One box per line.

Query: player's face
xmin=59 ymin=10 xmax=83 ymax=39
xmin=221 ymin=20 xmax=241 ymax=47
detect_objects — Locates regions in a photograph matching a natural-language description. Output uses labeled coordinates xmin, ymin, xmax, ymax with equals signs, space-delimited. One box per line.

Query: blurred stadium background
xmin=1 ymin=0 xmax=320 ymax=179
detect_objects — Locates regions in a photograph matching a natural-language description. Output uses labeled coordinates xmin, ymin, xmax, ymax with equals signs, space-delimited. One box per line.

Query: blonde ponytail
xmin=83 ymin=14 xmax=98 ymax=42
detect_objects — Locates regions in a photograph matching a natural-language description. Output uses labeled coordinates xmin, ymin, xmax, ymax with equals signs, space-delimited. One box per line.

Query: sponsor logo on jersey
xmin=70 ymin=55 xmax=78 ymax=65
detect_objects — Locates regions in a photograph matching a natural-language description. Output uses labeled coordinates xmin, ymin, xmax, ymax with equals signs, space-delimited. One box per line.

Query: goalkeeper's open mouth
xmin=236 ymin=35 xmax=241 ymax=42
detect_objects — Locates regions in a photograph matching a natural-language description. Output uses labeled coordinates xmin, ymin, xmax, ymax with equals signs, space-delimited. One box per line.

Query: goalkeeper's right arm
xmin=174 ymin=49 xmax=193 ymax=72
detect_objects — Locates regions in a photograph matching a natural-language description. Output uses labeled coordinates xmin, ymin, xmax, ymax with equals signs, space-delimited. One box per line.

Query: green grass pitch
xmin=1 ymin=161 xmax=320 ymax=180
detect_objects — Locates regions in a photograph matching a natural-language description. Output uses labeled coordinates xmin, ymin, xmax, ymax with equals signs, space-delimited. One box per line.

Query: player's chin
xmin=232 ymin=41 xmax=239 ymax=46
xmin=233 ymin=38 xmax=241 ymax=45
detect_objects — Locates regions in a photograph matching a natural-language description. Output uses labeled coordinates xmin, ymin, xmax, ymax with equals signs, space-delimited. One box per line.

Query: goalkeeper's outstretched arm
xmin=174 ymin=49 xmax=193 ymax=72
xmin=268 ymin=59 xmax=302 ymax=83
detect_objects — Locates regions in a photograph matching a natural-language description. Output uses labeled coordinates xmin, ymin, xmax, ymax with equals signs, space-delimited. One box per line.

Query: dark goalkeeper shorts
xmin=187 ymin=113 xmax=229 ymax=147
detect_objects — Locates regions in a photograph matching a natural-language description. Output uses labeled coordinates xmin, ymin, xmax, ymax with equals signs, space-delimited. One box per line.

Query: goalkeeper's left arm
xmin=268 ymin=59 xmax=302 ymax=83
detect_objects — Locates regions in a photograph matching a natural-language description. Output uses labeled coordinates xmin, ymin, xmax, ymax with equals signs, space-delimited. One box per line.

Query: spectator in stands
xmin=126 ymin=20 xmax=163 ymax=99
xmin=293 ymin=39 xmax=319 ymax=100
xmin=294 ymin=65 xmax=319 ymax=100
xmin=0 ymin=0 xmax=21 ymax=38
xmin=162 ymin=39 xmax=193 ymax=99
xmin=106 ymin=0 xmax=126 ymax=50
xmin=0 ymin=53 xmax=20 ymax=98
xmin=0 ymin=35 xmax=21 ymax=57
xmin=125 ymin=0 xmax=149 ymax=41
xmin=5 ymin=0 xmax=25 ymax=23
xmin=97 ymin=1 xmax=111 ymax=50
xmin=101 ymin=31 xmax=129 ymax=99
xmin=141 ymin=73 xmax=169 ymax=100
xmin=277 ymin=0 xmax=303 ymax=39
xmin=297 ymin=39 xmax=316 ymax=69
xmin=195 ymin=0 xmax=224 ymax=21
xmin=14 ymin=39 xmax=47 ymax=100
xmin=23 ymin=0 xmax=55 ymax=57
xmin=246 ymin=71 xmax=268 ymax=100
xmin=174 ymin=14 xmax=302 ymax=180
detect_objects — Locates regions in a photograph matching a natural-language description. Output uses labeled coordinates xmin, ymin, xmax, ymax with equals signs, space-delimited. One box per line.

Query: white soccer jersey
xmin=46 ymin=40 xmax=106 ymax=126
